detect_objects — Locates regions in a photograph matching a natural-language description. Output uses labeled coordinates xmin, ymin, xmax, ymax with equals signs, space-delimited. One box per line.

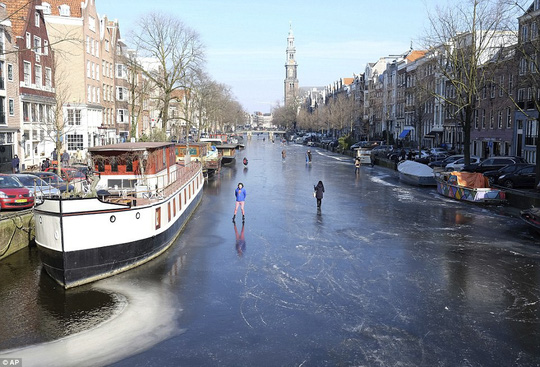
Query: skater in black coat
xmin=314 ymin=181 xmax=324 ymax=209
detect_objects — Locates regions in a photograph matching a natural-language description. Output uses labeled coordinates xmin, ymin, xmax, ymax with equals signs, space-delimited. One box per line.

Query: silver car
xmin=445 ymin=156 xmax=481 ymax=172
xmin=12 ymin=173 xmax=61 ymax=204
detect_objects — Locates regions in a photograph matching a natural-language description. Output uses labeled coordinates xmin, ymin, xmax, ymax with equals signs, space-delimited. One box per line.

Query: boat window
xmin=155 ymin=208 xmax=161 ymax=230
xmin=168 ymin=202 xmax=171 ymax=222
xmin=111 ymin=157 xmax=118 ymax=172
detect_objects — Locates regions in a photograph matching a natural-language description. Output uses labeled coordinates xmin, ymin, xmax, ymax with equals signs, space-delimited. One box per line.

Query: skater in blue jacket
xmin=233 ymin=183 xmax=246 ymax=222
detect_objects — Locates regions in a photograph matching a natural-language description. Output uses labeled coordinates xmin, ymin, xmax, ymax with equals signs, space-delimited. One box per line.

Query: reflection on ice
xmin=0 ymin=280 xmax=181 ymax=367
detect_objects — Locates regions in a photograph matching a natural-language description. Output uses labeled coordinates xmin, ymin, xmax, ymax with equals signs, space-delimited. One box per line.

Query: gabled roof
xmin=44 ymin=0 xmax=83 ymax=18
xmin=6 ymin=0 xmax=38 ymax=38
xmin=406 ymin=50 xmax=426 ymax=63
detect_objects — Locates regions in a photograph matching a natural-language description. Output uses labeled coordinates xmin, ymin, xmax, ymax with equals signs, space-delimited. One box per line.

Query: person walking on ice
xmin=306 ymin=150 xmax=312 ymax=163
xmin=233 ymin=182 xmax=246 ymax=222
xmin=314 ymin=180 xmax=324 ymax=209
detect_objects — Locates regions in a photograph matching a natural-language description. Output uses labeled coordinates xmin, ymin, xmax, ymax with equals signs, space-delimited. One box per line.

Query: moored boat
xmin=434 ymin=171 xmax=506 ymax=204
xmin=216 ymin=144 xmax=237 ymax=165
xmin=520 ymin=207 xmax=540 ymax=235
xmin=34 ymin=142 xmax=204 ymax=288
xmin=397 ymin=160 xmax=436 ymax=186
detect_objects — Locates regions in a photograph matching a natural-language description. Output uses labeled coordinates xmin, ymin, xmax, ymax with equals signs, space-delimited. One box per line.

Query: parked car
xmin=429 ymin=147 xmax=448 ymax=156
xmin=12 ymin=173 xmax=61 ymax=204
xmin=0 ymin=174 xmax=35 ymax=210
xmin=483 ymin=163 xmax=533 ymax=185
xmin=498 ymin=165 xmax=537 ymax=189
xmin=428 ymin=154 xmax=464 ymax=168
xmin=45 ymin=167 xmax=87 ymax=183
xmin=371 ymin=145 xmax=393 ymax=157
xmin=428 ymin=152 xmax=449 ymax=162
xmin=23 ymin=171 xmax=75 ymax=193
xmin=462 ymin=156 xmax=527 ymax=173
xmin=350 ymin=142 xmax=361 ymax=150
xmin=445 ymin=156 xmax=481 ymax=171
xmin=388 ymin=148 xmax=413 ymax=162
xmin=70 ymin=163 xmax=91 ymax=178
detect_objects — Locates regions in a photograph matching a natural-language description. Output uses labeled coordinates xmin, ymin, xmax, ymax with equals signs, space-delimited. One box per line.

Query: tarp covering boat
xmin=397 ymin=160 xmax=433 ymax=178
xmin=448 ymin=171 xmax=490 ymax=189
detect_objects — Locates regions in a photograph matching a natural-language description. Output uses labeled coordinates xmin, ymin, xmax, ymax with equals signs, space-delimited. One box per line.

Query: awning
xmin=399 ymin=129 xmax=412 ymax=139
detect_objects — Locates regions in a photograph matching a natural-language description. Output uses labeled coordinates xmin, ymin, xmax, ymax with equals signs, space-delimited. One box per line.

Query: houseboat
xmin=434 ymin=171 xmax=506 ymax=204
xmin=34 ymin=142 xmax=204 ymax=288
xmin=175 ymin=142 xmax=221 ymax=176
xmin=201 ymin=138 xmax=237 ymax=165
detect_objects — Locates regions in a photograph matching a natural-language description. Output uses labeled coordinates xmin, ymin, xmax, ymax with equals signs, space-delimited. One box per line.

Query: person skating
xmin=355 ymin=157 xmax=361 ymax=174
xmin=314 ymin=180 xmax=324 ymax=209
xmin=233 ymin=182 xmax=247 ymax=222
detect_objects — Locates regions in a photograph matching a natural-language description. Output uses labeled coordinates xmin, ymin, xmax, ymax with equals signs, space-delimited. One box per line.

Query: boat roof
xmin=88 ymin=142 xmax=174 ymax=152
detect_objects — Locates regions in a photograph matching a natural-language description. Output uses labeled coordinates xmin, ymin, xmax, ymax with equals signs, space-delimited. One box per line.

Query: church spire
xmin=284 ymin=23 xmax=298 ymax=107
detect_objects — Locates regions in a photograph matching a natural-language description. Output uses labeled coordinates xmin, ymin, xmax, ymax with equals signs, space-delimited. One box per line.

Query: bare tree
xmin=272 ymin=103 xmax=297 ymax=131
xmin=130 ymin=12 xmax=205 ymax=132
xmin=424 ymin=0 xmax=520 ymax=164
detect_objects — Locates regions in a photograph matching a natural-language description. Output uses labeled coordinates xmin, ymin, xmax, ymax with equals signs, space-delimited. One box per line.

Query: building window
xmin=116 ymin=86 xmax=127 ymax=101
xmin=22 ymin=102 xmax=30 ymax=122
xmin=506 ymin=107 xmax=512 ymax=129
xmin=66 ymin=134 xmax=83 ymax=151
xmin=43 ymin=40 xmax=49 ymax=55
xmin=7 ymin=64 xmax=12 ymax=81
xmin=105 ymin=40 xmax=109 ymax=52
xmin=497 ymin=110 xmax=502 ymax=129
xmin=117 ymin=109 xmax=127 ymax=122
xmin=42 ymin=2 xmax=51 ymax=14
xmin=67 ymin=109 xmax=81 ymax=125
xmin=489 ymin=111 xmax=494 ymax=129
xmin=87 ymin=61 xmax=90 ymax=78
xmin=520 ymin=58 xmax=527 ymax=75
xmin=35 ymin=65 xmax=42 ymax=88
xmin=25 ymin=32 xmax=31 ymax=49
xmin=522 ymin=24 xmax=529 ymax=42
xmin=23 ymin=61 xmax=31 ymax=86
xmin=59 ymin=4 xmax=70 ymax=17
xmin=35 ymin=12 xmax=40 ymax=27
xmin=116 ymin=64 xmax=126 ymax=78
xmin=45 ymin=67 xmax=52 ymax=88
xmin=481 ymin=109 xmax=486 ymax=129
xmin=525 ymin=120 xmax=537 ymax=146
xmin=8 ymin=98 xmax=13 ymax=116
xmin=88 ymin=16 xmax=96 ymax=32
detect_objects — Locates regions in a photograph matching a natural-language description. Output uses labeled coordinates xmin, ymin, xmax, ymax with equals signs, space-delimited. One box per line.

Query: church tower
xmin=284 ymin=24 xmax=299 ymax=107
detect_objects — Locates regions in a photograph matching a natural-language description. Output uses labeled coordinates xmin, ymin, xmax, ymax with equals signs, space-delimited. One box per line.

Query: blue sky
xmin=99 ymin=0 xmax=444 ymax=114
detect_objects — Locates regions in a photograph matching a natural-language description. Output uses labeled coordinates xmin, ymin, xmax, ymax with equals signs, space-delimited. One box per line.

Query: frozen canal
xmin=1 ymin=137 xmax=540 ymax=366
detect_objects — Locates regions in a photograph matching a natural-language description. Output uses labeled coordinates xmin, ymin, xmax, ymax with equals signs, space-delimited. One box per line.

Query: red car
xmin=0 ymin=174 xmax=35 ymax=210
